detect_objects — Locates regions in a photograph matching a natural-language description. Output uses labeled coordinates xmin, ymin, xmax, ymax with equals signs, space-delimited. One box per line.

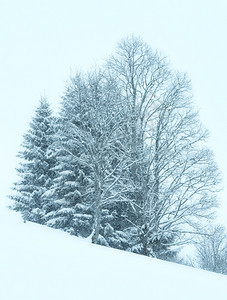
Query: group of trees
xmin=192 ymin=225 xmax=227 ymax=275
xmin=11 ymin=37 xmax=221 ymax=261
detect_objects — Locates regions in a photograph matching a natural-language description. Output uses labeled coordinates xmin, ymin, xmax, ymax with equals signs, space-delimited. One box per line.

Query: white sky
xmin=1 ymin=0 xmax=227 ymax=226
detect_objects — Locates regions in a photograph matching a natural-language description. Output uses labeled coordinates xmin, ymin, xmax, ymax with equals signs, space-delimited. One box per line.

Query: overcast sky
xmin=1 ymin=0 xmax=227 ymax=226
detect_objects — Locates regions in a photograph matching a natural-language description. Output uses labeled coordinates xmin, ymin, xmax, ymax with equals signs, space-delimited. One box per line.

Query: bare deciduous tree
xmin=56 ymin=72 xmax=133 ymax=245
xmin=108 ymin=36 xmax=220 ymax=257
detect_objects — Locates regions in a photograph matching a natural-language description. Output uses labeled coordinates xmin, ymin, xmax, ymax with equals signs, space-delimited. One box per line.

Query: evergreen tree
xmin=44 ymin=75 xmax=94 ymax=236
xmin=11 ymin=98 xmax=55 ymax=223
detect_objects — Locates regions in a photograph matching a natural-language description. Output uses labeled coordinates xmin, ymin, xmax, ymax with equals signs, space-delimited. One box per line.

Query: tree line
xmin=11 ymin=36 xmax=221 ymax=262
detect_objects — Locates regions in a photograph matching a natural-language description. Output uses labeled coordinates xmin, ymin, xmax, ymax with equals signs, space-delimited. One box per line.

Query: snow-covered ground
xmin=1 ymin=198 xmax=227 ymax=300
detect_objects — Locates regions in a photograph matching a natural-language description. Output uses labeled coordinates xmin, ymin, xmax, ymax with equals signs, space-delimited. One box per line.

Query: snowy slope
xmin=1 ymin=198 xmax=227 ymax=300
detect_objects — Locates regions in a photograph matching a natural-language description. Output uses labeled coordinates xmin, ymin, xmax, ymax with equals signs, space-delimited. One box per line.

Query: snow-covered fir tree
xmin=43 ymin=76 xmax=94 ymax=237
xmin=11 ymin=98 xmax=56 ymax=223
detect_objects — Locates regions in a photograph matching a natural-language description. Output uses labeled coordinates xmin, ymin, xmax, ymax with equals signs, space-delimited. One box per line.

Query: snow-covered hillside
xmin=1 ymin=198 xmax=227 ymax=300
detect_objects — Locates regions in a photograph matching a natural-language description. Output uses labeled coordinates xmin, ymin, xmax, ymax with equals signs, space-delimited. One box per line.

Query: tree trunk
xmin=92 ymin=202 xmax=101 ymax=244
xmin=92 ymin=165 xmax=102 ymax=244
